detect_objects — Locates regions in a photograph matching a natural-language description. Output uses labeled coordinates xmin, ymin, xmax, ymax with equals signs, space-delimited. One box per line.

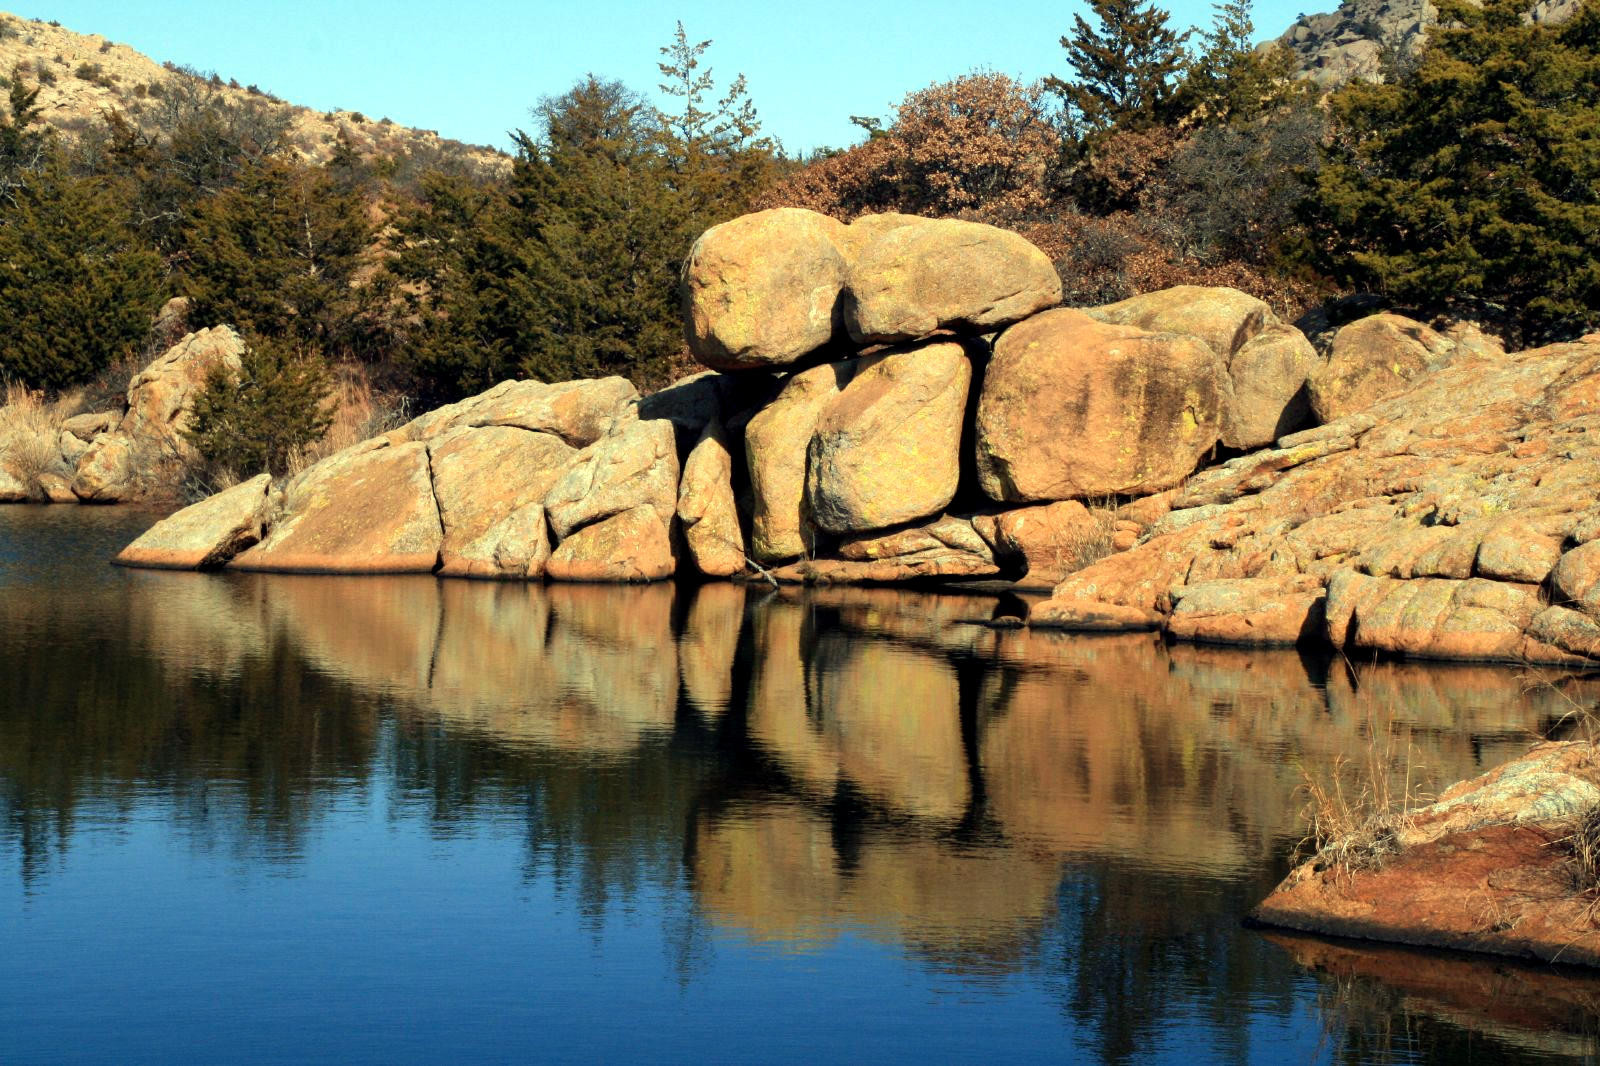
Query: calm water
xmin=4 ymin=507 xmax=1600 ymax=1065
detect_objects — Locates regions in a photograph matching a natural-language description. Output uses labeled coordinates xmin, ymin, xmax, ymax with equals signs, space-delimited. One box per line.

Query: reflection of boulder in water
xmin=121 ymin=570 xmax=279 ymax=678
xmin=254 ymin=574 xmax=444 ymax=691
xmin=1266 ymin=932 xmax=1600 ymax=1061
xmin=692 ymin=801 xmax=1059 ymax=961
xmin=805 ymin=634 xmax=970 ymax=822
xmin=969 ymin=635 xmax=1583 ymax=875
xmin=247 ymin=575 xmax=680 ymax=756
xmin=980 ymin=667 xmax=1250 ymax=876
xmin=678 ymin=583 xmax=747 ymax=721
xmin=418 ymin=582 xmax=678 ymax=754
xmin=745 ymin=601 xmax=970 ymax=822
xmin=799 ymin=585 xmax=1000 ymax=657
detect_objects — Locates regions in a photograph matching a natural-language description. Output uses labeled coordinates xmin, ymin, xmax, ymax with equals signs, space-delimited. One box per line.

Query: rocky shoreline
xmin=105 ymin=208 xmax=1600 ymax=673
xmin=24 ymin=204 xmax=1600 ymax=969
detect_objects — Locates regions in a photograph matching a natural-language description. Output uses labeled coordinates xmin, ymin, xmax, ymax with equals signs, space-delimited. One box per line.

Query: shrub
xmin=183 ymin=337 xmax=334 ymax=477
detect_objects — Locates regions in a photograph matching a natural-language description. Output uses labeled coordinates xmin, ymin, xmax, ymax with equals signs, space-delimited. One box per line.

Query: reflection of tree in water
xmin=3 ymin=563 xmax=1599 ymax=1056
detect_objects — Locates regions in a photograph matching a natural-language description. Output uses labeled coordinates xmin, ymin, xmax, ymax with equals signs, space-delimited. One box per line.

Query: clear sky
xmin=10 ymin=1 xmax=1315 ymax=155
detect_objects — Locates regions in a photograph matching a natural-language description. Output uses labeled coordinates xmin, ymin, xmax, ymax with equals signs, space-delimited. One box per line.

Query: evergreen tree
xmin=0 ymin=67 xmax=49 ymax=207
xmin=0 ymin=167 xmax=166 ymax=390
xmin=392 ymin=77 xmax=695 ymax=401
xmin=179 ymin=159 xmax=373 ymax=356
xmin=1180 ymin=0 xmax=1300 ymax=125
xmin=1047 ymin=0 xmax=1191 ymax=134
xmin=1301 ymin=0 xmax=1600 ymax=341
xmin=184 ymin=334 xmax=334 ymax=476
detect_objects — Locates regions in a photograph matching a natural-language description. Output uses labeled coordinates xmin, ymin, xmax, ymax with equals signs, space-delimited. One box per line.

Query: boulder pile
xmin=114 ymin=206 xmax=1600 ymax=668
xmin=0 ymin=325 xmax=242 ymax=503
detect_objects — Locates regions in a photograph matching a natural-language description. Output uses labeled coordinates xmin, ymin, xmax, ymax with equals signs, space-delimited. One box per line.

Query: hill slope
xmin=0 ymin=11 xmax=508 ymax=173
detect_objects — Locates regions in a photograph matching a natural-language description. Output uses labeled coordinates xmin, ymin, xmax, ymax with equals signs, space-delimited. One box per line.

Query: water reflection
xmin=3 ymin=508 xmax=1599 ymax=1062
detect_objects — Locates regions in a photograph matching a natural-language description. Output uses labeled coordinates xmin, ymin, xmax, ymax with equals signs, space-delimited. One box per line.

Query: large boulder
xmin=428 ymin=426 xmax=575 ymax=579
xmin=744 ymin=361 xmax=854 ymax=562
xmin=843 ymin=217 xmax=1061 ymax=345
xmin=71 ymin=326 xmax=245 ymax=502
xmin=1088 ymin=286 xmax=1317 ymax=449
xmin=1307 ymin=313 xmax=1458 ymax=423
xmin=114 ymin=473 xmax=274 ymax=570
xmin=682 ymin=208 xmax=850 ymax=370
xmin=543 ymin=418 xmax=678 ymax=541
xmin=677 ymin=416 xmax=746 ymax=578
xmin=231 ymin=441 xmax=443 ymax=573
xmin=398 ymin=376 xmax=638 ymax=448
xmin=1224 ymin=325 xmax=1320 ymax=448
xmin=545 ymin=505 xmax=676 ymax=582
xmin=1086 ymin=285 xmax=1272 ymax=364
xmin=976 ymin=308 xmax=1228 ymax=502
xmin=972 ymin=500 xmax=1112 ymax=588
xmin=806 ymin=340 xmax=972 ymax=535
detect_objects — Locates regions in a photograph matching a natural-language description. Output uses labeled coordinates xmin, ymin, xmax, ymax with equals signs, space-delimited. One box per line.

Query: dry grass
xmin=287 ymin=364 xmax=411 ymax=476
xmin=1295 ymin=706 xmax=1433 ymax=876
xmin=0 ymin=382 xmax=74 ymax=492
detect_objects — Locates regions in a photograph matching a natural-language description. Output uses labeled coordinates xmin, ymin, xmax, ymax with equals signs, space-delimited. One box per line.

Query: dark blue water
xmin=3 ymin=506 xmax=1599 ymax=1065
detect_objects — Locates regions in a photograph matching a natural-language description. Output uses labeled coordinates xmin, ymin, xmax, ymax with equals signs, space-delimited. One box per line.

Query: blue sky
xmin=12 ymin=1 xmax=1316 ymax=155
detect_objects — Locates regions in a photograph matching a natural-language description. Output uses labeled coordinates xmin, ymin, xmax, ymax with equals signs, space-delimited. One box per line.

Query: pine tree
xmin=1046 ymin=0 xmax=1191 ymax=134
xmin=655 ymin=22 xmax=774 ymax=220
xmin=0 ymin=67 xmax=48 ymax=207
xmin=1301 ymin=0 xmax=1600 ymax=341
xmin=391 ymin=77 xmax=694 ymax=401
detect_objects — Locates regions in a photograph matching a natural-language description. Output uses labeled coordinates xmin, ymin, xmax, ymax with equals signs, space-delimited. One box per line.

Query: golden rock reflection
xmin=79 ymin=572 xmax=1600 ymax=957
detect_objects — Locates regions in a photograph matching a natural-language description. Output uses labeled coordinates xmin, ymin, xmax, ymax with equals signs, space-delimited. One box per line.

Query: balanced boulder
xmin=843 ymin=216 xmax=1061 ymax=345
xmin=682 ymin=208 xmax=849 ymax=370
xmin=976 ymin=308 xmax=1228 ymax=502
xmin=807 ymin=340 xmax=972 ymax=535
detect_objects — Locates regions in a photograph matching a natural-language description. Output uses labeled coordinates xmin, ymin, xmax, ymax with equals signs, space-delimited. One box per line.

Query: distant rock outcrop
xmin=1277 ymin=0 xmax=1580 ymax=88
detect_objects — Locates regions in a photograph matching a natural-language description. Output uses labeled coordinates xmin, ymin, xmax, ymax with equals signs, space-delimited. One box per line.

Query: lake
xmin=4 ymin=506 xmax=1600 ymax=1064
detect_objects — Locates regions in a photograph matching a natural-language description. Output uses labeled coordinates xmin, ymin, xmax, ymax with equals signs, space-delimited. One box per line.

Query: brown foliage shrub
xmin=759 ymin=72 xmax=1058 ymax=223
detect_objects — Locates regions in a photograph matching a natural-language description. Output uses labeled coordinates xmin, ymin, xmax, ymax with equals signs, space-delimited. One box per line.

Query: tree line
xmin=0 ymin=2 xmax=1594 ymax=475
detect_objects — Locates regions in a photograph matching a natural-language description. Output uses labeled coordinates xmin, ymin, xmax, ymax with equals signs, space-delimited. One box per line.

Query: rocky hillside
xmin=0 ymin=11 xmax=507 ymax=172
xmin=1277 ymin=0 xmax=1580 ymax=86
